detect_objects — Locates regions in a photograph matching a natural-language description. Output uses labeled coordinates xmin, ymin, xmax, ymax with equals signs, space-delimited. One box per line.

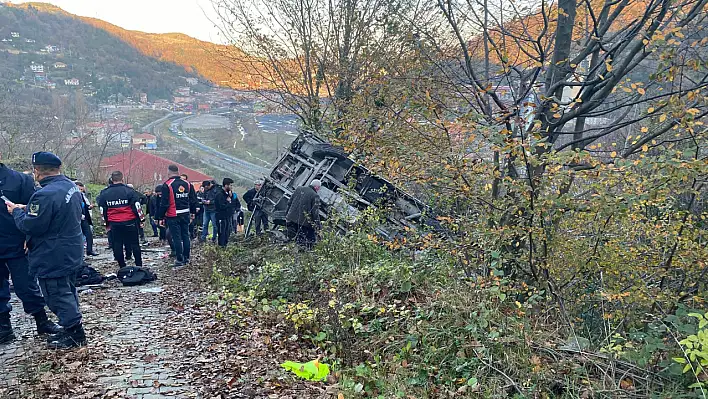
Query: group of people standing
xmin=100 ymin=170 xmax=264 ymax=270
xmin=98 ymin=165 xmax=196 ymax=268
xmin=193 ymin=177 xmax=242 ymax=247
xmin=1 ymin=149 xmax=325 ymax=351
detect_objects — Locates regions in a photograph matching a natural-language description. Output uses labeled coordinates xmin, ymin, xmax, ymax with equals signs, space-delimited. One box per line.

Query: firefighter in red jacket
xmin=98 ymin=171 xmax=144 ymax=270
xmin=157 ymin=165 xmax=196 ymax=267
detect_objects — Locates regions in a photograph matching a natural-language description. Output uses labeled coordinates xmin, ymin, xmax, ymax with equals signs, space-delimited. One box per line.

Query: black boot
xmin=33 ymin=310 xmax=62 ymax=335
xmin=0 ymin=312 xmax=15 ymax=344
xmin=48 ymin=324 xmax=86 ymax=349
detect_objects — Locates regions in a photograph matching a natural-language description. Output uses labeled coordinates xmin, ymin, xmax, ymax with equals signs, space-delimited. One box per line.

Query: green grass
xmin=123 ymin=109 xmax=169 ymax=130
xmin=187 ymin=128 xmax=294 ymax=167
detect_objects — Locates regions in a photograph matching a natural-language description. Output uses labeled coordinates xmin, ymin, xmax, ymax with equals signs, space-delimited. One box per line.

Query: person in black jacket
xmin=285 ymin=179 xmax=322 ymax=249
xmin=195 ymin=185 xmax=205 ymax=239
xmin=223 ymin=178 xmax=241 ymax=235
xmin=181 ymin=174 xmax=199 ymax=239
xmin=75 ymin=182 xmax=98 ymax=256
xmin=215 ymin=178 xmax=240 ymax=247
xmin=8 ymin=152 xmax=86 ymax=349
xmin=127 ymin=184 xmax=148 ymax=246
xmin=98 ymin=171 xmax=144 ymax=270
xmin=214 ymin=182 xmax=228 ymax=247
xmin=243 ymin=180 xmax=268 ymax=235
xmin=145 ymin=188 xmax=158 ymax=237
xmin=200 ymin=180 xmax=219 ymax=243
xmin=1 ymin=160 xmax=62 ymax=344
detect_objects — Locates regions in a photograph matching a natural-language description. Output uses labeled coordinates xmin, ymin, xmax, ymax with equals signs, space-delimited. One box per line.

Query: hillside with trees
xmin=80 ymin=20 xmax=256 ymax=89
xmin=6 ymin=2 xmax=257 ymax=90
xmin=0 ymin=2 xmax=201 ymax=101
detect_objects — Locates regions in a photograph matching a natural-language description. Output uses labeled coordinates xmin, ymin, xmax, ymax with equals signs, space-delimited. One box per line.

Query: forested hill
xmin=0 ymin=2 xmax=202 ymax=100
xmin=6 ymin=2 xmax=252 ymax=89
xmin=81 ymin=19 xmax=250 ymax=88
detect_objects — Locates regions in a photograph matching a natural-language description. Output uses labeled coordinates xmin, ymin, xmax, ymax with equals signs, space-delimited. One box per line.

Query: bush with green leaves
xmin=200 ymin=230 xmax=704 ymax=397
xmin=674 ymin=311 xmax=708 ymax=391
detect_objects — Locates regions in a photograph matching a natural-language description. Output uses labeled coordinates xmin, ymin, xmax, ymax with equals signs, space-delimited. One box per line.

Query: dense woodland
xmin=207 ymin=0 xmax=708 ymax=396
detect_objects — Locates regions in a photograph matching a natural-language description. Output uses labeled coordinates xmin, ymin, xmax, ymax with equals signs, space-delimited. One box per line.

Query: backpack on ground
xmin=75 ymin=264 xmax=104 ymax=287
xmin=117 ymin=266 xmax=157 ymax=286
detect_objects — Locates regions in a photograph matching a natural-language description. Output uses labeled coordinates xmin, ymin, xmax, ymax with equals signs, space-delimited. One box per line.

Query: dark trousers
xmin=167 ymin=214 xmax=191 ymax=262
xmin=286 ymin=222 xmax=317 ymax=249
xmin=149 ymin=217 xmax=158 ymax=237
xmin=217 ymin=218 xmax=230 ymax=247
xmin=80 ymin=219 xmax=94 ymax=255
xmin=38 ymin=276 xmax=81 ymax=328
xmin=0 ymin=256 xmax=46 ymax=315
xmin=254 ymin=209 xmax=269 ymax=234
xmin=108 ymin=230 xmax=130 ymax=258
xmin=138 ymin=226 xmax=146 ymax=241
xmin=158 ymin=224 xmax=167 ymax=241
xmin=111 ymin=223 xmax=143 ymax=267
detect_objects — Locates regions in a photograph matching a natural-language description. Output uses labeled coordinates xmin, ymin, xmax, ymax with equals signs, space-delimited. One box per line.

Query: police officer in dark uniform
xmin=1 ymin=160 xmax=62 ymax=344
xmin=7 ymin=152 xmax=86 ymax=349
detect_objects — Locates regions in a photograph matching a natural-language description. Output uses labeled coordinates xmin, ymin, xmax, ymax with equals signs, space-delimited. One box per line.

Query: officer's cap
xmin=31 ymin=151 xmax=62 ymax=167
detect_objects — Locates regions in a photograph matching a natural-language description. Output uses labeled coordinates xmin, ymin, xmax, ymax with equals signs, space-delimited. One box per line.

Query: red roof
xmin=133 ymin=133 xmax=156 ymax=140
xmin=100 ymin=150 xmax=212 ymax=188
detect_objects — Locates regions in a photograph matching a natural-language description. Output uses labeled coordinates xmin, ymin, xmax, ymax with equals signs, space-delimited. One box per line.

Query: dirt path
xmin=0 ymin=238 xmax=330 ymax=399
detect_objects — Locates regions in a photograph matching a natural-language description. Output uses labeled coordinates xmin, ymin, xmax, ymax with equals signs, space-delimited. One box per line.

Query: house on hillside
xmin=45 ymin=45 xmax=59 ymax=53
xmin=11 ymin=32 xmax=20 ymax=38
xmin=139 ymin=93 xmax=148 ymax=104
xmin=173 ymin=96 xmax=193 ymax=104
xmin=132 ymin=133 xmax=157 ymax=150
xmin=25 ymin=38 xmax=36 ymax=43
xmin=197 ymin=103 xmax=210 ymax=112
xmin=100 ymin=150 xmax=212 ymax=189
xmin=53 ymin=62 xmax=67 ymax=69
xmin=185 ymin=77 xmax=198 ymax=86
xmin=80 ymin=121 xmax=133 ymax=145
xmin=64 ymin=78 xmax=80 ymax=86
xmin=29 ymin=63 xmax=44 ymax=73
xmin=176 ymin=87 xmax=191 ymax=96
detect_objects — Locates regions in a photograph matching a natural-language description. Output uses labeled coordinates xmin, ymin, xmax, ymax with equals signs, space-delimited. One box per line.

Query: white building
xmin=64 ymin=78 xmax=80 ymax=86
xmin=30 ymin=64 xmax=44 ymax=73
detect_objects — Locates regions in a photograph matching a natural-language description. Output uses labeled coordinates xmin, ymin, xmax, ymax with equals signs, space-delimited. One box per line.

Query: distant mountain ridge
xmin=8 ymin=2 xmax=254 ymax=88
xmin=0 ymin=2 xmax=203 ymax=100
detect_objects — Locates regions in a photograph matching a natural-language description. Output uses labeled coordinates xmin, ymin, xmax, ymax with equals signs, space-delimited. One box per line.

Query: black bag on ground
xmin=75 ymin=264 xmax=104 ymax=286
xmin=117 ymin=266 xmax=157 ymax=286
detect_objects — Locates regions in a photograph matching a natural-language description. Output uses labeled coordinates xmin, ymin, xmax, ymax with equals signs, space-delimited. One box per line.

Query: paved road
xmin=171 ymin=115 xmax=270 ymax=182
xmin=0 ymin=238 xmax=193 ymax=399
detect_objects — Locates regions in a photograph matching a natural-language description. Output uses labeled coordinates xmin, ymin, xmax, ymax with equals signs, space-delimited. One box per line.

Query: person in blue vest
xmin=1 ymin=160 xmax=62 ymax=344
xmin=6 ymin=152 xmax=86 ymax=349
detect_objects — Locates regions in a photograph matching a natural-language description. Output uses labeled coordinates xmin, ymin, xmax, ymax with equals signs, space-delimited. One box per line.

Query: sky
xmin=11 ymin=0 xmax=226 ymax=43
